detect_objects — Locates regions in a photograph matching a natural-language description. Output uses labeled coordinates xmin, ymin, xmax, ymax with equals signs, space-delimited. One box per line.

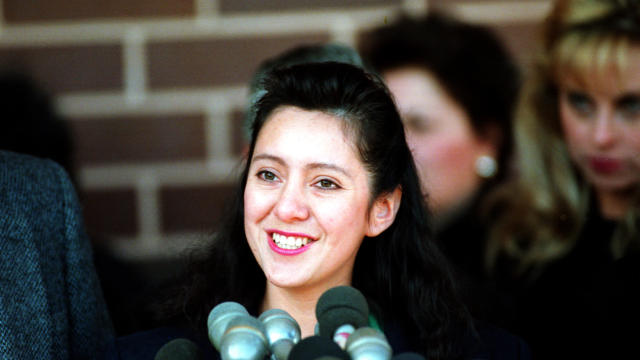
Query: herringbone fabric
xmin=0 ymin=151 xmax=114 ymax=359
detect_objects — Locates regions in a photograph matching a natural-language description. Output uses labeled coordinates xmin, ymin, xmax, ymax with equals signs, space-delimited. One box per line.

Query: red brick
xmin=3 ymin=0 xmax=194 ymax=23
xmin=0 ymin=45 xmax=122 ymax=94
xmin=160 ymin=183 xmax=237 ymax=233
xmin=220 ymin=0 xmax=397 ymax=13
xmin=70 ymin=114 xmax=207 ymax=165
xmin=147 ymin=34 xmax=330 ymax=89
xmin=81 ymin=188 xmax=138 ymax=237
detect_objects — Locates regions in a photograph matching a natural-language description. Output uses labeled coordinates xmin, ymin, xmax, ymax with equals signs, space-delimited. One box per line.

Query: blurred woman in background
xmin=486 ymin=0 xmax=640 ymax=357
xmin=360 ymin=12 xmax=521 ymax=320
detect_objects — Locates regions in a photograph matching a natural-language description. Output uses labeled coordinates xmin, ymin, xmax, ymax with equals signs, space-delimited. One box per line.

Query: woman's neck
xmin=596 ymin=188 xmax=634 ymax=220
xmin=261 ymin=284 xmax=324 ymax=338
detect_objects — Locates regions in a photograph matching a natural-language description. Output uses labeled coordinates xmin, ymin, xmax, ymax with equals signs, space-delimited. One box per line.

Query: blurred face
xmin=558 ymin=47 xmax=640 ymax=200
xmin=383 ymin=66 xmax=496 ymax=215
xmin=244 ymin=106 xmax=382 ymax=292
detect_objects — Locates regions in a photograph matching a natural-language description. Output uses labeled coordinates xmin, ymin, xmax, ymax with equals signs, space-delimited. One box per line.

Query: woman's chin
xmin=265 ymin=270 xmax=311 ymax=290
xmin=590 ymin=176 xmax=637 ymax=195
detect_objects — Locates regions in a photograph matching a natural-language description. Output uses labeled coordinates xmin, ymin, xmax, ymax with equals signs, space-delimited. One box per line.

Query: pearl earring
xmin=475 ymin=155 xmax=497 ymax=178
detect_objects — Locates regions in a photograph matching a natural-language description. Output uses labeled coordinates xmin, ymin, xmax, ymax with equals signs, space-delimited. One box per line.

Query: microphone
xmin=287 ymin=335 xmax=351 ymax=360
xmin=345 ymin=327 xmax=392 ymax=360
xmin=154 ymin=338 xmax=202 ymax=360
xmin=258 ymin=308 xmax=301 ymax=360
xmin=316 ymin=286 xmax=369 ymax=348
xmin=219 ymin=314 xmax=270 ymax=360
xmin=208 ymin=301 xmax=250 ymax=351
xmin=392 ymin=353 xmax=426 ymax=360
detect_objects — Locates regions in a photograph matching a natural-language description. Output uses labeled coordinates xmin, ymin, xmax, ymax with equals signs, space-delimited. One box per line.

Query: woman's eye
xmin=257 ymin=170 xmax=278 ymax=182
xmin=403 ymin=114 xmax=430 ymax=133
xmin=565 ymin=91 xmax=595 ymax=116
xmin=315 ymin=178 xmax=339 ymax=189
xmin=617 ymin=95 xmax=640 ymax=120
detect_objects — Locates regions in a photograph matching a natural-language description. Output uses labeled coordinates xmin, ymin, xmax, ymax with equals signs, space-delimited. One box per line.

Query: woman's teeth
xmin=272 ymin=233 xmax=310 ymax=250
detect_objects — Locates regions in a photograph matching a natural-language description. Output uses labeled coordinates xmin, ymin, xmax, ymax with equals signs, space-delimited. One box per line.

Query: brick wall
xmin=0 ymin=0 xmax=550 ymax=260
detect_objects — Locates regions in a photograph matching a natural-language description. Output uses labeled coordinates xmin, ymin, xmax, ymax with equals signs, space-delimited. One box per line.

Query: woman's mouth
xmin=589 ymin=157 xmax=621 ymax=174
xmin=268 ymin=231 xmax=316 ymax=255
xmin=272 ymin=233 xmax=312 ymax=250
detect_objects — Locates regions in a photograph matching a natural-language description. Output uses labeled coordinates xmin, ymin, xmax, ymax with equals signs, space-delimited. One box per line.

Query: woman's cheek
xmin=244 ymin=187 xmax=273 ymax=221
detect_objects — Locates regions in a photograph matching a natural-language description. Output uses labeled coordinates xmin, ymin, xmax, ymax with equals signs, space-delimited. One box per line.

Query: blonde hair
xmin=486 ymin=0 xmax=640 ymax=275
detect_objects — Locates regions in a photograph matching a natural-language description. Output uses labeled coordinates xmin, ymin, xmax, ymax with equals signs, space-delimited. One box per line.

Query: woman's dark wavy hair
xmin=167 ymin=62 xmax=471 ymax=359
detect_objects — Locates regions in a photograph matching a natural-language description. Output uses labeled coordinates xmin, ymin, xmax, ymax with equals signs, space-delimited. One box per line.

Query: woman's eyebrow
xmin=252 ymin=154 xmax=353 ymax=178
xmin=615 ymin=92 xmax=640 ymax=104
xmin=306 ymin=162 xmax=352 ymax=178
xmin=251 ymin=153 xmax=285 ymax=167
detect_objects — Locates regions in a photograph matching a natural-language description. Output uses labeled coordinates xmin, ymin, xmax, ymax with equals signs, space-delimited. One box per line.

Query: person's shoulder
xmin=1 ymin=150 xmax=76 ymax=235
xmin=0 ymin=150 xmax=63 ymax=179
xmin=0 ymin=150 xmax=72 ymax=203
xmin=468 ymin=320 xmax=531 ymax=360
xmin=103 ymin=327 xmax=218 ymax=360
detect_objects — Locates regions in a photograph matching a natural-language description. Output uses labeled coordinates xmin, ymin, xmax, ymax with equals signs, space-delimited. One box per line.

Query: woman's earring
xmin=475 ymin=155 xmax=497 ymax=178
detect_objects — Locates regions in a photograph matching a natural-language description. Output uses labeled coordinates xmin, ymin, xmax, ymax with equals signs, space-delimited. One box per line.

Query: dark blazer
xmin=0 ymin=151 xmax=114 ymax=359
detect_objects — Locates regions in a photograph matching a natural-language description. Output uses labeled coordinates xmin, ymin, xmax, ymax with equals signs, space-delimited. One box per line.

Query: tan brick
xmin=160 ymin=183 xmax=237 ymax=233
xmin=220 ymin=0 xmax=397 ymax=13
xmin=3 ymin=0 xmax=194 ymax=23
xmin=147 ymin=34 xmax=330 ymax=89
xmin=0 ymin=45 xmax=122 ymax=94
xmin=70 ymin=114 xmax=207 ymax=165
xmin=81 ymin=188 xmax=138 ymax=237
xmin=429 ymin=0 xmax=546 ymax=7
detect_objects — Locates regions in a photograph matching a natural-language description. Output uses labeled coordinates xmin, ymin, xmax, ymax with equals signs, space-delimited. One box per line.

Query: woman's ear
xmin=366 ymin=186 xmax=402 ymax=237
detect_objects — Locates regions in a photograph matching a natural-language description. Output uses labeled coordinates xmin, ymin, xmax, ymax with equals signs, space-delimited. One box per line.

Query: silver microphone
xmin=219 ymin=314 xmax=270 ymax=360
xmin=345 ymin=327 xmax=393 ymax=360
xmin=207 ymin=301 xmax=250 ymax=352
xmin=258 ymin=308 xmax=301 ymax=360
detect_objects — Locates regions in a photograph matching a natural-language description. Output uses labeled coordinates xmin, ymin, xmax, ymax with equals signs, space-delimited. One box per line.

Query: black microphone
xmin=219 ymin=314 xmax=270 ymax=360
xmin=154 ymin=338 xmax=202 ymax=360
xmin=345 ymin=327 xmax=392 ymax=360
xmin=392 ymin=353 xmax=426 ymax=360
xmin=258 ymin=308 xmax=301 ymax=360
xmin=287 ymin=335 xmax=350 ymax=360
xmin=315 ymin=286 xmax=369 ymax=348
xmin=207 ymin=301 xmax=250 ymax=352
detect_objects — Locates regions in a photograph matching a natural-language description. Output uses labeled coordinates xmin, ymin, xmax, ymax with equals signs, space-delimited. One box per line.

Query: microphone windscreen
xmin=315 ymin=286 xmax=369 ymax=338
xmin=392 ymin=353 xmax=426 ymax=360
xmin=207 ymin=301 xmax=249 ymax=351
xmin=288 ymin=336 xmax=350 ymax=360
xmin=154 ymin=338 xmax=201 ymax=360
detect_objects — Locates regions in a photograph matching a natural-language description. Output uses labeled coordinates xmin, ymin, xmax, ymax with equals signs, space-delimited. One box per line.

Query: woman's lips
xmin=267 ymin=229 xmax=315 ymax=256
xmin=589 ymin=157 xmax=621 ymax=174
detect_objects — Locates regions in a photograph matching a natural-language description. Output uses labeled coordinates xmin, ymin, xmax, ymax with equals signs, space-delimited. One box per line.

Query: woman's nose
xmin=593 ymin=112 xmax=616 ymax=148
xmin=274 ymin=182 xmax=309 ymax=222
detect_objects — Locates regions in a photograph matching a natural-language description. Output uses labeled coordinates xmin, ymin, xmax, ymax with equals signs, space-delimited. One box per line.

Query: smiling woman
xmin=189 ymin=62 xmax=474 ymax=359
xmin=103 ymin=61 xmax=530 ymax=360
